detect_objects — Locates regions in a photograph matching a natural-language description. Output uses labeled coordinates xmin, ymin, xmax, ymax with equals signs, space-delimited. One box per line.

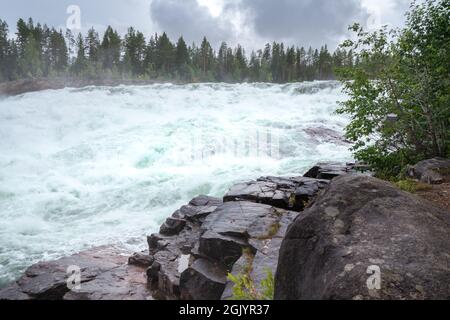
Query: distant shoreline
xmin=0 ymin=78 xmax=339 ymax=97
xmin=0 ymin=78 xmax=187 ymax=97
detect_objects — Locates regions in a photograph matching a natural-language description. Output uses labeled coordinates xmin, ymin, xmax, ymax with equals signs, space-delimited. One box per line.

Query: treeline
xmin=0 ymin=18 xmax=356 ymax=83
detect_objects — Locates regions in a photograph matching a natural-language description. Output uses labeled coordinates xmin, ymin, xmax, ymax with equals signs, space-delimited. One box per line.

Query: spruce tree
xmin=72 ymin=33 xmax=87 ymax=75
xmin=175 ymin=36 xmax=191 ymax=80
xmin=155 ymin=32 xmax=174 ymax=76
xmin=0 ymin=20 xmax=8 ymax=80
xmin=101 ymin=26 xmax=121 ymax=72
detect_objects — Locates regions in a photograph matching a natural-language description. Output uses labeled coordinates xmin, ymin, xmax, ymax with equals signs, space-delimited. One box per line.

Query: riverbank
xmin=1 ymin=160 xmax=449 ymax=300
xmin=0 ymin=78 xmax=184 ymax=96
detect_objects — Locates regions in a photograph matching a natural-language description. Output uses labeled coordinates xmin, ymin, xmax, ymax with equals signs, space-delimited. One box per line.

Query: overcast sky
xmin=1 ymin=0 xmax=414 ymax=50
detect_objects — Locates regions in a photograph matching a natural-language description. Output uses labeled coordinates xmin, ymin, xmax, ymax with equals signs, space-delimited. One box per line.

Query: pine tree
xmin=199 ymin=37 xmax=214 ymax=76
xmin=248 ymin=50 xmax=261 ymax=81
xmin=48 ymin=29 xmax=68 ymax=74
xmin=86 ymin=27 xmax=100 ymax=63
xmin=175 ymin=36 xmax=191 ymax=80
xmin=286 ymin=46 xmax=296 ymax=82
xmin=0 ymin=20 xmax=8 ymax=80
xmin=155 ymin=32 xmax=174 ymax=76
xmin=144 ymin=35 xmax=157 ymax=76
xmin=72 ymin=33 xmax=87 ymax=75
xmin=16 ymin=18 xmax=30 ymax=56
xmin=234 ymin=45 xmax=247 ymax=81
xmin=217 ymin=42 xmax=228 ymax=81
xmin=101 ymin=26 xmax=121 ymax=71
xmin=1 ymin=17 xmax=363 ymax=83
xmin=123 ymin=27 xmax=146 ymax=76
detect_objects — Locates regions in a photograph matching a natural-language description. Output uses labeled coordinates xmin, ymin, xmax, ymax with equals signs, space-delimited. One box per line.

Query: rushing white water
xmin=0 ymin=81 xmax=351 ymax=287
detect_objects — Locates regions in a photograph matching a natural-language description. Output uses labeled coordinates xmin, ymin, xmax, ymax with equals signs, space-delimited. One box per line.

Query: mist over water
xmin=0 ymin=81 xmax=351 ymax=287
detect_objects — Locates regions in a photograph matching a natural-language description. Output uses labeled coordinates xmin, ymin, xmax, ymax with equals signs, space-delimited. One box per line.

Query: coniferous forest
xmin=0 ymin=18 xmax=356 ymax=83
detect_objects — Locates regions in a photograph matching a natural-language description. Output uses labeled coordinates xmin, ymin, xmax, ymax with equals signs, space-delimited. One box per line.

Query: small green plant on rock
xmin=395 ymin=179 xmax=432 ymax=193
xmin=228 ymin=268 xmax=274 ymax=300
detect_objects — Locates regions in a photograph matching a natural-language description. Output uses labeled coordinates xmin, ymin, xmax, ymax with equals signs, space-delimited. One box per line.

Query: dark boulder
xmin=180 ymin=259 xmax=228 ymax=300
xmin=145 ymin=195 xmax=223 ymax=300
xmin=303 ymin=162 xmax=351 ymax=180
xmin=407 ymin=158 xmax=450 ymax=184
xmin=275 ymin=175 xmax=450 ymax=300
xmin=178 ymin=200 xmax=298 ymax=300
xmin=160 ymin=217 xmax=187 ymax=236
xmin=199 ymin=201 xmax=291 ymax=269
xmin=128 ymin=252 xmax=154 ymax=268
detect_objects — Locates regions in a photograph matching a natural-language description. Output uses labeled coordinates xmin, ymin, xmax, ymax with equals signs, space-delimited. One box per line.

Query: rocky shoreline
xmin=1 ymin=160 xmax=449 ymax=300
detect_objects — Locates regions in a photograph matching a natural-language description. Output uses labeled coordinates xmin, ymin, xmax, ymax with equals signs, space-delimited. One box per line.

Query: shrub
xmin=337 ymin=0 xmax=450 ymax=179
xmin=395 ymin=179 xmax=433 ymax=193
xmin=228 ymin=268 xmax=274 ymax=301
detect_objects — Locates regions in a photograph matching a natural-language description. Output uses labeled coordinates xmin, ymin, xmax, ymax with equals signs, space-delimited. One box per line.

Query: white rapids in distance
xmin=0 ymin=81 xmax=352 ymax=286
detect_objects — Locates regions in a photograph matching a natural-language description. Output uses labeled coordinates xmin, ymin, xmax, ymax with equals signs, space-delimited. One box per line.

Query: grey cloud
xmin=0 ymin=0 xmax=413 ymax=50
xmin=237 ymin=0 xmax=370 ymax=48
xmin=1 ymin=0 xmax=154 ymax=36
xmin=150 ymin=0 xmax=233 ymax=46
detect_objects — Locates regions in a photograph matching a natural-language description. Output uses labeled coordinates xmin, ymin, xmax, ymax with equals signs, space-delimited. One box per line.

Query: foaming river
xmin=0 ymin=81 xmax=351 ymax=287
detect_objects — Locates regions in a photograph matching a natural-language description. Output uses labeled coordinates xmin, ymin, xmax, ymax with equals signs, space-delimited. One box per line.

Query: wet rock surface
xmin=146 ymin=195 xmax=223 ymax=300
xmin=180 ymin=201 xmax=299 ymax=300
xmin=303 ymin=162 xmax=371 ymax=180
xmin=303 ymin=126 xmax=350 ymax=146
xmin=275 ymin=174 xmax=450 ymax=300
xmin=0 ymin=246 xmax=152 ymax=300
xmin=224 ymin=176 xmax=329 ymax=211
xmin=147 ymin=193 xmax=299 ymax=300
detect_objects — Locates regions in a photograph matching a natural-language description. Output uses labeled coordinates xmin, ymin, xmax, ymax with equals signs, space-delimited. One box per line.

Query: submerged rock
xmin=303 ymin=126 xmax=350 ymax=146
xmin=275 ymin=175 xmax=450 ymax=300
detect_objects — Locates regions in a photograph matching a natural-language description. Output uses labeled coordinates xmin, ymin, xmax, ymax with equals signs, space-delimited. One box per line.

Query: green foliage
xmin=395 ymin=179 xmax=432 ymax=193
xmin=337 ymin=0 xmax=450 ymax=178
xmin=228 ymin=269 xmax=274 ymax=301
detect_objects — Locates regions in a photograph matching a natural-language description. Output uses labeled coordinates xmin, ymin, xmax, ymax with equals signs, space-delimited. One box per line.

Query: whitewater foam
xmin=0 ymin=81 xmax=351 ymax=287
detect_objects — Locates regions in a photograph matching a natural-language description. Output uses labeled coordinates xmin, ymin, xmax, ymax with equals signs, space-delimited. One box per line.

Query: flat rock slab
xmin=303 ymin=162 xmax=371 ymax=180
xmin=224 ymin=176 xmax=329 ymax=211
xmin=180 ymin=201 xmax=299 ymax=300
xmin=0 ymin=246 xmax=152 ymax=300
xmin=64 ymin=264 xmax=152 ymax=300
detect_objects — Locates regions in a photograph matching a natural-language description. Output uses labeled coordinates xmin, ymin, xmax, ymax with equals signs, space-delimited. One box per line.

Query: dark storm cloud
xmin=150 ymin=0 xmax=233 ymax=45
xmin=238 ymin=0 xmax=370 ymax=47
